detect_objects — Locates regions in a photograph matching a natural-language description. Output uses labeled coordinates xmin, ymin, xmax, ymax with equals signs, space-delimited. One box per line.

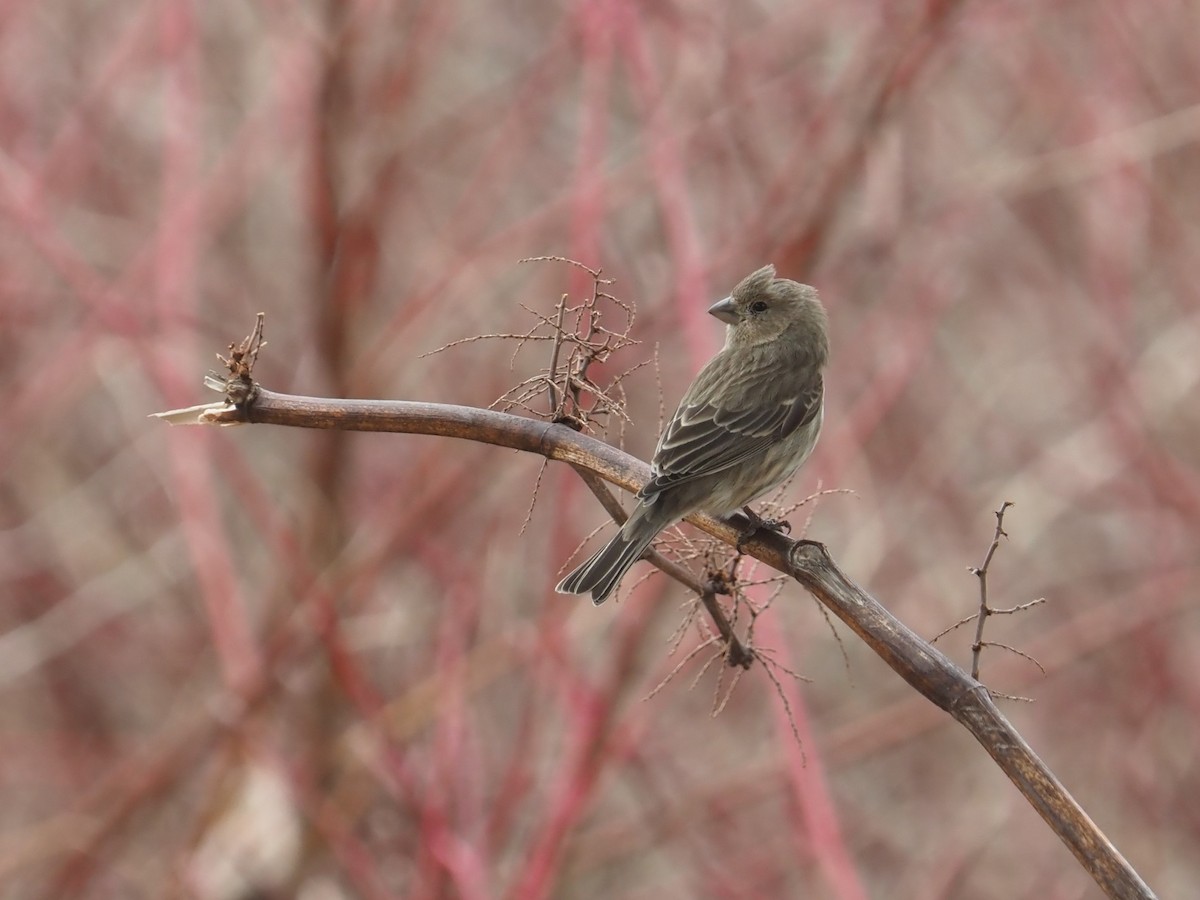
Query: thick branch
xmin=159 ymin=385 xmax=1156 ymax=900
xmin=787 ymin=542 xmax=1155 ymax=900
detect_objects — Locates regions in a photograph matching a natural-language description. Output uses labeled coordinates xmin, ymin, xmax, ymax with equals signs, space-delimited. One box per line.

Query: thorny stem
xmin=546 ymin=294 xmax=568 ymax=416
xmin=970 ymin=500 xmax=1013 ymax=679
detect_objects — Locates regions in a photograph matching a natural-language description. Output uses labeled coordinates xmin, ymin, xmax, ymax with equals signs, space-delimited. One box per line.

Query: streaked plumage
xmin=556 ymin=265 xmax=828 ymax=604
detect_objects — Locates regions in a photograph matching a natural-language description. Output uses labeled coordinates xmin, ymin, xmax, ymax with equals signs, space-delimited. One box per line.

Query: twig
xmin=933 ymin=503 xmax=1046 ymax=679
xmin=643 ymin=635 xmax=723 ymax=701
xmin=545 ymin=294 xmax=568 ymax=416
xmin=969 ymin=500 xmax=1014 ymax=678
xmin=568 ymin=465 xmax=754 ymax=668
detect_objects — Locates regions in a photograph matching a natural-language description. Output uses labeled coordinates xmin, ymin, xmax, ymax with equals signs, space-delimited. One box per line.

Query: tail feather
xmin=556 ymin=514 xmax=661 ymax=605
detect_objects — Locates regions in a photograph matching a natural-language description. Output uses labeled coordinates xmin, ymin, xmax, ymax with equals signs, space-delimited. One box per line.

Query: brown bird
xmin=556 ymin=265 xmax=828 ymax=604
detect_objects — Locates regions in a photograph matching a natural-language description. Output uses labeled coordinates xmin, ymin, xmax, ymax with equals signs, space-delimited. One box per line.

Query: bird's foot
xmin=736 ymin=506 xmax=791 ymax=552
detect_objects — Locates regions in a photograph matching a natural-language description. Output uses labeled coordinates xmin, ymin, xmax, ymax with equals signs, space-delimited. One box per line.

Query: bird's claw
xmin=736 ymin=506 xmax=791 ymax=552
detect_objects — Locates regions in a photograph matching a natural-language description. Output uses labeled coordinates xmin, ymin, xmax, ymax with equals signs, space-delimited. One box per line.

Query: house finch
xmin=556 ymin=264 xmax=828 ymax=604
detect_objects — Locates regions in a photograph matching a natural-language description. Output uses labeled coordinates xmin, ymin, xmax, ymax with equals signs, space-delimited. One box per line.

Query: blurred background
xmin=2 ymin=1 xmax=1198 ymax=897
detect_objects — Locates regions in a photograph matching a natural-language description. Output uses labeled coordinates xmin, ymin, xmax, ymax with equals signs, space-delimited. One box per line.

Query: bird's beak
xmin=708 ymin=296 xmax=739 ymax=325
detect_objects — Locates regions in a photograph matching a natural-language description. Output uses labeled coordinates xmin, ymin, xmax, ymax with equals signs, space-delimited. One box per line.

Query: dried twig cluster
xmin=424 ymin=257 xmax=644 ymax=439
xmin=204 ymin=312 xmax=266 ymax=405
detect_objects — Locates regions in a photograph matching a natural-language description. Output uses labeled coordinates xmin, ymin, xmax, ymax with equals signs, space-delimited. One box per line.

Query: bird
xmin=556 ymin=264 xmax=828 ymax=604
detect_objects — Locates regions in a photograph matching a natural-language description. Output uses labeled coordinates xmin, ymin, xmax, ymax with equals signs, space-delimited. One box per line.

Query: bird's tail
xmin=555 ymin=508 xmax=662 ymax=605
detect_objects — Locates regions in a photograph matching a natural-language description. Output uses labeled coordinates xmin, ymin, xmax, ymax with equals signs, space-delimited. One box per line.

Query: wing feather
xmin=639 ymin=374 xmax=823 ymax=500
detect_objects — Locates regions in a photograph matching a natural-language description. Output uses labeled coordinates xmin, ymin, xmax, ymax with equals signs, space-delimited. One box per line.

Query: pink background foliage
xmin=1 ymin=1 xmax=1197 ymax=897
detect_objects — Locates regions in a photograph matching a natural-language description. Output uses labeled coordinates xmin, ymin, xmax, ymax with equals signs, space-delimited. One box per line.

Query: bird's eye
xmin=750 ymin=300 xmax=769 ymax=313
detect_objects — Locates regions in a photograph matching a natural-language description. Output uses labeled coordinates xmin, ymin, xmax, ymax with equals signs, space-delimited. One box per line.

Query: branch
xmin=156 ymin=384 xmax=749 ymax=544
xmin=154 ymin=378 xmax=1156 ymax=900
xmin=786 ymin=543 xmax=1154 ymax=900
xmin=970 ymin=499 xmax=1012 ymax=678
xmin=567 ymin=465 xmax=753 ymax=668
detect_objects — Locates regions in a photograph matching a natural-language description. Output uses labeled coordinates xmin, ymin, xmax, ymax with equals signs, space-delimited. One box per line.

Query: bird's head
xmin=708 ymin=265 xmax=827 ymax=355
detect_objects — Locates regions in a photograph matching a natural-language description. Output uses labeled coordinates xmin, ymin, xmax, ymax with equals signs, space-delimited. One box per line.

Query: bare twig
xmin=711 ymin=654 xmax=747 ymax=716
xmin=969 ymin=500 xmax=1014 ymax=678
xmin=992 ymin=598 xmax=1048 ymax=616
xmin=567 ymin=464 xmax=754 ymax=668
xmin=643 ymin=635 xmax=723 ymax=701
xmin=932 ymin=502 xmax=1045 ymax=681
xmin=759 ymin=660 xmax=807 ymax=765
xmin=979 ymin=642 xmax=1048 ymax=676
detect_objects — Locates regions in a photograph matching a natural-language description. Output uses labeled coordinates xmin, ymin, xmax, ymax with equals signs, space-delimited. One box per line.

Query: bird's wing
xmin=639 ymin=374 xmax=823 ymax=499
